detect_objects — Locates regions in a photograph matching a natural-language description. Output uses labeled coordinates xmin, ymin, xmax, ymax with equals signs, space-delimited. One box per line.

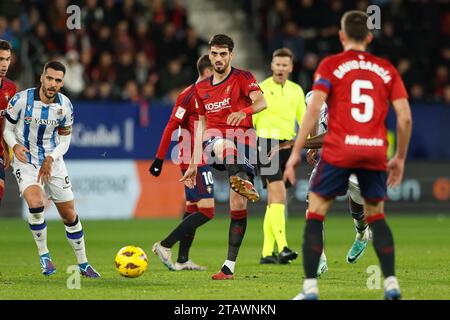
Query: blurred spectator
xmin=122 ymin=80 xmax=141 ymax=103
xmin=115 ymin=52 xmax=136 ymax=92
xmin=91 ymin=51 xmax=116 ymax=84
xmin=443 ymin=85 xmax=450 ymax=104
xmin=63 ymin=50 xmax=85 ymax=99
xmin=157 ymin=58 xmax=190 ymax=101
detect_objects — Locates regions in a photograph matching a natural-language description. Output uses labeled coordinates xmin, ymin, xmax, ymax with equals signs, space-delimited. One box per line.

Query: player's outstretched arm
xmin=149 ymin=119 xmax=180 ymax=177
xmin=179 ymin=115 xmax=205 ymax=188
xmin=388 ymin=98 xmax=412 ymax=187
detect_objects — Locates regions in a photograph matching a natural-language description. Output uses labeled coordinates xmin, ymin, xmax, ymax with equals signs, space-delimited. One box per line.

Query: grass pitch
xmin=0 ymin=214 xmax=449 ymax=300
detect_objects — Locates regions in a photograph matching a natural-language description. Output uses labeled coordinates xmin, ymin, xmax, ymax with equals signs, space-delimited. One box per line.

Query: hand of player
xmin=268 ymin=141 xmax=294 ymax=160
xmin=387 ymin=155 xmax=405 ymax=188
xmin=38 ymin=156 xmax=53 ymax=184
xmin=227 ymin=111 xmax=246 ymax=127
xmin=13 ymin=144 xmax=29 ymax=163
xmin=149 ymin=158 xmax=164 ymax=177
xmin=179 ymin=164 xmax=197 ymax=189
xmin=283 ymin=153 xmax=301 ymax=186
xmin=306 ymin=149 xmax=318 ymax=166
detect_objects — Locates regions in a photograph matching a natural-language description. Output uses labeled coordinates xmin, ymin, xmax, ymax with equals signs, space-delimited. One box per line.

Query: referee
xmin=253 ymin=48 xmax=306 ymax=264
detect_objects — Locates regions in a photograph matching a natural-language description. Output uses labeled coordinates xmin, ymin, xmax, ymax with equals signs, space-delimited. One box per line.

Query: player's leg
xmin=48 ymin=161 xmax=100 ymax=278
xmin=358 ymin=170 xmax=400 ymax=300
xmin=307 ymin=166 xmax=327 ymax=277
xmin=0 ymin=161 xmax=5 ymax=207
xmin=346 ymin=174 xmax=371 ymax=263
xmin=258 ymin=139 xmax=277 ymax=263
xmin=154 ymin=166 xmax=214 ymax=271
xmin=210 ymin=138 xmax=259 ymax=202
xmin=266 ymin=180 xmax=297 ymax=264
xmin=54 ymin=200 xmax=100 ymax=278
xmin=260 ymin=183 xmax=277 ymax=264
xmin=174 ymin=198 xmax=214 ymax=271
xmin=23 ymin=185 xmax=56 ymax=276
xmin=211 ymin=191 xmax=247 ymax=280
xmin=294 ymin=161 xmax=350 ymax=300
xmin=13 ymin=160 xmax=55 ymax=276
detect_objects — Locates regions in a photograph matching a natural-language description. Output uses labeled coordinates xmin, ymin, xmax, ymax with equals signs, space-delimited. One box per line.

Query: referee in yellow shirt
xmin=253 ymin=48 xmax=306 ymax=264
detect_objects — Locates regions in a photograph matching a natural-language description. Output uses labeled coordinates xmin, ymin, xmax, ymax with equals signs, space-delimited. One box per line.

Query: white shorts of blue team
xmin=12 ymin=157 xmax=74 ymax=203
xmin=309 ymin=166 xmax=364 ymax=205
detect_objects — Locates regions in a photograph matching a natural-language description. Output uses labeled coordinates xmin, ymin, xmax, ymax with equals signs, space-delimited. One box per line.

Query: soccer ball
xmin=114 ymin=245 xmax=148 ymax=278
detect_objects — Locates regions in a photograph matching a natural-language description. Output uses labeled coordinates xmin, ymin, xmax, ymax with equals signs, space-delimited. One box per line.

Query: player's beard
xmin=214 ymin=61 xmax=230 ymax=74
xmin=43 ymin=85 xmax=57 ymax=100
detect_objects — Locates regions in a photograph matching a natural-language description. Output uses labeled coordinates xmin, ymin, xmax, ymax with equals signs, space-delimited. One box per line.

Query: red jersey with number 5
xmin=312 ymin=50 xmax=408 ymax=171
xmin=0 ymin=78 xmax=17 ymax=157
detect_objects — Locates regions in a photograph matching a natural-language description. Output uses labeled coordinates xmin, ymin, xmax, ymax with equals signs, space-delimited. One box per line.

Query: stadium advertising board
xmin=19 ymin=161 xmax=449 ymax=220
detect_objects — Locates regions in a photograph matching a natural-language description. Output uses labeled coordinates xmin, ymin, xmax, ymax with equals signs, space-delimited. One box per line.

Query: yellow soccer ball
xmin=115 ymin=246 xmax=148 ymax=278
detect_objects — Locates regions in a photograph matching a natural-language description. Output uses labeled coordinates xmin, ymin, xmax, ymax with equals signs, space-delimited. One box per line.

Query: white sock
xmin=303 ymin=278 xmax=318 ymax=293
xmin=65 ymin=216 xmax=88 ymax=264
xmin=28 ymin=208 xmax=49 ymax=256
xmin=320 ymin=251 xmax=327 ymax=261
xmin=223 ymin=260 xmax=235 ymax=273
xmin=384 ymin=276 xmax=400 ymax=291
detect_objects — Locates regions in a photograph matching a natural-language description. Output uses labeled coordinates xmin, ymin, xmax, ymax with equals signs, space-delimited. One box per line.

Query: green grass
xmin=0 ymin=215 xmax=449 ymax=300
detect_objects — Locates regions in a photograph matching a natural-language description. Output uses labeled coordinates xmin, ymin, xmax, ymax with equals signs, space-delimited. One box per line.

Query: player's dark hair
xmin=272 ymin=48 xmax=294 ymax=61
xmin=43 ymin=61 xmax=66 ymax=75
xmin=196 ymin=54 xmax=212 ymax=76
xmin=208 ymin=34 xmax=234 ymax=52
xmin=0 ymin=39 xmax=12 ymax=51
xmin=341 ymin=10 xmax=369 ymax=42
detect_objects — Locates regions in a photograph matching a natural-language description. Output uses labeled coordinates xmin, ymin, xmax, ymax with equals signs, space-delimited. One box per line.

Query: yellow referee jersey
xmin=253 ymin=77 xmax=306 ymax=140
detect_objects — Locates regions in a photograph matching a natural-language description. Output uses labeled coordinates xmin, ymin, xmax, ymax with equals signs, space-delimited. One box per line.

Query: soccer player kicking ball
xmin=150 ymin=55 xmax=215 ymax=271
xmin=3 ymin=61 xmax=100 ymax=278
xmin=0 ymin=40 xmax=16 ymax=208
xmin=181 ymin=34 xmax=267 ymax=280
xmin=284 ymin=11 xmax=412 ymax=300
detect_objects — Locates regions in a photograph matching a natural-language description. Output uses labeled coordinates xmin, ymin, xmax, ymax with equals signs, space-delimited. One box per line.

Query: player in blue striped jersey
xmin=3 ymin=61 xmax=100 ymax=278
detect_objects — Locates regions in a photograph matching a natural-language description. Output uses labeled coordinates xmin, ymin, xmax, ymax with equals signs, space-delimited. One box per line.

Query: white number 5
xmin=351 ymin=80 xmax=374 ymax=123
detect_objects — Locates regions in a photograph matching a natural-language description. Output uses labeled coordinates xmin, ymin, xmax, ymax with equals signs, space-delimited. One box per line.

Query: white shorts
xmin=309 ymin=167 xmax=364 ymax=205
xmin=12 ymin=157 xmax=74 ymax=203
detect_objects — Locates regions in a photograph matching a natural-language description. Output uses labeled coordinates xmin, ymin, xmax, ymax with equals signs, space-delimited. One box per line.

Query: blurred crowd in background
xmin=0 ymin=0 xmax=449 ymax=105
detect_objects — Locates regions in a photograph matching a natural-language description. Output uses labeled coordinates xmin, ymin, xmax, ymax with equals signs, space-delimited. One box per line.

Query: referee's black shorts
xmin=257 ymin=137 xmax=293 ymax=189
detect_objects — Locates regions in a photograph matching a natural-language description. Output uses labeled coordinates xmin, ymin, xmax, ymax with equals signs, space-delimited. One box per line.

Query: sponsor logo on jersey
xmin=57 ymin=108 xmax=63 ymax=115
xmin=204 ymin=97 xmax=231 ymax=112
xmin=345 ymin=135 xmax=384 ymax=147
xmin=175 ymin=106 xmax=186 ymax=120
xmin=248 ymin=82 xmax=259 ymax=88
xmin=203 ymin=93 xmax=211 ymax=99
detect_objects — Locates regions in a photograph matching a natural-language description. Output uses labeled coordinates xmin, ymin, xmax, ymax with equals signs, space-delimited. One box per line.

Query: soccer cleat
xmin=229 ymin=176 xmax=260 ymax=202
xmin=384 ymin=276 xmax=401 ymax=300
xmin=316 ymin=257 xmax=328 ymax=277
xmin=152 ymin=242 xmax=175 ymax=271
xmin=292 ymin=288 xmax=319 ymax=300
xmin=384 ymin=288 xmax=402 ymax=300
xmin=79 ymin=263 xmax=101 ymax=278
xmin=174 ymin=260 xmax=207 ymax=271
xmin=346 ymin=229 xmax=370 ymax=264
xmin=39 ymin=253 xmax=56 ymax=276
xmin=211 ymin=270 xmax=234 ymax=280
xmin=260 ymin=253 xmax=278 ymax=264
xmin=278 ymin=247 xmax=298 ymax=264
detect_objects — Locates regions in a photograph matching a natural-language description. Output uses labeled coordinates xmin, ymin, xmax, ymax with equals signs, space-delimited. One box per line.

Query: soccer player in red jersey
xmin=181 ymin=34 xmax=267 ymax=280
xmin=149 ymin=55 xmax=215 ymax=271
xmin=0 ymin=40 xmax=16 ymax=207
xmin=284 ymin=11 xmax=412 ymax=300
